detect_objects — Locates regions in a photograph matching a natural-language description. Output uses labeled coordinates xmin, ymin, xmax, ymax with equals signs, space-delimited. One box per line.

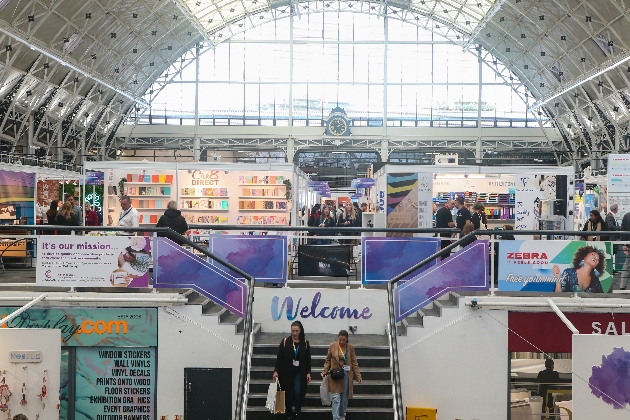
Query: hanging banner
xmin=85 ymin=171 xmax=105 ymax=185
xmin=351 ymin=178 xmax=376 ymax=188
xmin=37 ymin=236 xmax=151 ymax=287
xmin=361 ymin=237 xmax=440 ymax=284
xmin=387 ymin=173 xmax=418 ymax=237
xmin=498 ymin=240 xmax=613 ymax=293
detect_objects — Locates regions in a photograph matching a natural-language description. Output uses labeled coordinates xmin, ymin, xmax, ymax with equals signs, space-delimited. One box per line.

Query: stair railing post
xmin=235 ymin=274 xmax=256 ymax=420
xmin=387 ymin=281 xmax=404 ymax=420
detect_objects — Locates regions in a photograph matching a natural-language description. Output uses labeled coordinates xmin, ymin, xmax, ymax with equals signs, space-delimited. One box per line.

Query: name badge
xmin=343 ymin=365 xmax=350 ymax=371
xmin=293 ymin=360 xmax=299 ymax=367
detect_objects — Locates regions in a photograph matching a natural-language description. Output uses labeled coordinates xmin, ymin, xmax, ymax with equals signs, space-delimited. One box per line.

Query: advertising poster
xmin=607 ymin=154 xmax=630 ymax=193
xmin=210 ymin=235 xmax=287 ymax=283
xmin=75 ymin=347 xmax=155 ymax=420
xmin=37 ymin=236 xmax=151 ymax=287
xmin=387 ymin=173 xmax=418 ymax=237
xmin=572 ymin=334 xmax=630 ymax=420
xmin=498 ymin=240 xmax=613 ymax=293
xmin=0 ymin=307 xmax=157 ymax=347
xmin=361 ymin=237 xmax=440 ymax=284
xmin=0 ymin=169 xmax=35 ymax=223
xmin=297 ymin=245 xmax=352 ymax=277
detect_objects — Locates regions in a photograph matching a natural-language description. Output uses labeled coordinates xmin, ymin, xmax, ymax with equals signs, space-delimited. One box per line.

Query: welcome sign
xmin=253 ymin=288 xmax=388 ymax=334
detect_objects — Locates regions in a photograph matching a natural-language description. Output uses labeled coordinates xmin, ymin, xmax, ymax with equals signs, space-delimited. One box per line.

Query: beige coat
xmin=323 ymin=342 xmax=362 ymax=398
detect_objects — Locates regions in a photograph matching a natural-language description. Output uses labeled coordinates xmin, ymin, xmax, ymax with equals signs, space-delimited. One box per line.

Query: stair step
xmin=248 ymin=393 xmax=393 ymax=408
xmin=246 ymin=406 xmax=394 ymax=420
xmin=186 ymin=291 xmax=207 ymax=305
xmin=251 ymin=355 xmax=391 ymax=368
xmin=249 ymin=367 xmax=391 ymax=381
xmin=249 ymin=380 xmax=392 ymax=395
xmin=252 ymin=344 xmax=390 ymax=357
xmin=201 ymin=299 xmax=224 ymax=315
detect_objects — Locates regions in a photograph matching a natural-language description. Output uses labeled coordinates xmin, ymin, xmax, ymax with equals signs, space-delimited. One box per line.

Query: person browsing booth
xmin=117 ymin=195 xmax=139 ymax=234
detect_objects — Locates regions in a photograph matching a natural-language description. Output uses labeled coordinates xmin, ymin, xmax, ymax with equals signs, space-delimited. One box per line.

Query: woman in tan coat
xmin=321 ymin=330 xmax=362 ymax=420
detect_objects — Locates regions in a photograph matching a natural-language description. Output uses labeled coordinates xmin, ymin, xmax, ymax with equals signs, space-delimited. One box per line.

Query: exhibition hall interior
xmin=1 ymin=1 xmax=630 ymax=419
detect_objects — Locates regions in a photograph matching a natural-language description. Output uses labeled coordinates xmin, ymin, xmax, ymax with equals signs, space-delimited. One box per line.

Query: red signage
xmin=508 ymin=312 xmax=630 ymax=353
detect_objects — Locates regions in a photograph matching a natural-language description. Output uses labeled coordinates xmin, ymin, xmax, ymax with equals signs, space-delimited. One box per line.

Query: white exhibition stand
xmin=0 ymin=328 xmax=61 ymax=420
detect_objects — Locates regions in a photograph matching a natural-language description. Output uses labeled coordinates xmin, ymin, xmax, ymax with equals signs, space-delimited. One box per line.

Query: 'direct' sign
xmin=75 ymin=347 xmax=155 ymax=420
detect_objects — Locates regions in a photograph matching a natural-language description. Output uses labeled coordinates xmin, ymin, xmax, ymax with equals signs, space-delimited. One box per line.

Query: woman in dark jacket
xmin=156 ymin=201 xmax=188 ymax=244
xmin=56 ymin=202 xmax=80 ymax=234
xmin=273 ymin=321 xmax=312 ymax=419
xmin=314 ymin=205 xmax=336 ymax=244
xmin=46 ymin=200 xmax=58 ymax=225
xmin=337 ymin=201 xmax=361 ymax=245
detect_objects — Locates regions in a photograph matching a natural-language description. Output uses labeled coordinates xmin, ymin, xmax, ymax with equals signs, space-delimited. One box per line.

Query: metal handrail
xmin=0 ymin=224 xmax=256 ymax=420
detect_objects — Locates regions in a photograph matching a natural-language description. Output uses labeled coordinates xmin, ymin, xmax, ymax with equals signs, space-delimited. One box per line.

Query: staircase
xmin=397 ymin=292 xmax=460 ymax=336
xmin=246 ymin=333 xmax=394 ymax=420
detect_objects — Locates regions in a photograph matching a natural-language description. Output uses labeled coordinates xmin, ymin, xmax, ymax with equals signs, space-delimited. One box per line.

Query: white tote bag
xmin=265 ymin=379 xmax=278 ymax=412
xmin=320 ymin=375 xmax=332 ymax=406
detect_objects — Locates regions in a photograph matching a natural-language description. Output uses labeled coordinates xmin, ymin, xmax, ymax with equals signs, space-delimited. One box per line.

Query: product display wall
xmin=104 ymin=167 xmax=292 ymax=227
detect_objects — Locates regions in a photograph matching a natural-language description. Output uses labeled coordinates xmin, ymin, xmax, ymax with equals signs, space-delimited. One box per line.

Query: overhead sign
xmin=351 ymin=178 xmax=375 ymax=188
xmin=85 ymin=171 xmax=105 ymax=185
xmin=607 ymin=154 xmax=630 ymax=193
xmin=9 ymin=350 xmax=42 ymax=363
xmin=153 ymin=238 xmax=247 ymax=318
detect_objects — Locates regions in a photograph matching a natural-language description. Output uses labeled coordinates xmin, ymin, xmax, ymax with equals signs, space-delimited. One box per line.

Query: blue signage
xmin=85 ymin=171 xmax=104 ymax=185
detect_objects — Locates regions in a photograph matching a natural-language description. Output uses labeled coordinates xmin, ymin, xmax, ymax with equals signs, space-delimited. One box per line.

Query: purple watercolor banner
xmin=210 ymin=235 xmax=287 ymax=283
xmin=361 ymin=237 xmax=440 ymax=284
xmin=394 ymin=240 xmax=490 ymax=322
xmin=153 ymin=238 xmax=247 ymax=318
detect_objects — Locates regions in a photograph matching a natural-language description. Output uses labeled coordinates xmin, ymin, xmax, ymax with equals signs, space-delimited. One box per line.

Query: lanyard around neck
xmin=119 ymin=207 xmax=132 ymax=221
xmin=338 ymin=342 xmax=346 ymax=363
xmin=292 ymin=341 xmax=299 ymax=359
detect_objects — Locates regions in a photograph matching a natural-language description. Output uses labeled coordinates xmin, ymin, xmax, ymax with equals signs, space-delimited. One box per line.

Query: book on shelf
xmin=152 ymin=175 xmax=159 ymax=183
xmin=276 ymin=202 xmax=287 ymax=210
xmin=150 ymin=214 xmax=158 ymax=224
xmin=181 ymin=188 xmax=196 ymax=196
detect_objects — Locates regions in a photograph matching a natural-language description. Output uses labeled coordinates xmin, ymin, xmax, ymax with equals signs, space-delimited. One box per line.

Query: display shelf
xmin=238 ymin=196 xmax=286 ymax=199
xmin=238 ymin=209 xmax=286 ymax=212
xmin=177 ymin=195 xmax=230 ymax=199
xmin=238 ymin=183 xmax=285 ymax=187
xmin=128 ymin=195 xmax=170 ymax=198
xmin=124 ymin=182 xmax=172 ymax=185
xmin=182 ymin=209 xmax=229 ymax=212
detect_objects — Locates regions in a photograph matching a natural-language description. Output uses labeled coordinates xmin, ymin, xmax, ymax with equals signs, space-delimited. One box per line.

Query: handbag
xmin=274 ymin=380 xmax=285 ymax=414
xmin=329 ymin=368 xmax=345 ymax=380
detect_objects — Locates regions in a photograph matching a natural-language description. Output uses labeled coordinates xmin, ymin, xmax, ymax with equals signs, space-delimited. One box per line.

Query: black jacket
xmin=156 ymin=209 xmax=189 ymax=243
xmin=274 ymin=337 xmax=311 ymax=406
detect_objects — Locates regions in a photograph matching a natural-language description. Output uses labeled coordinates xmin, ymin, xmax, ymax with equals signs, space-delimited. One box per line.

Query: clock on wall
xmin=325 ymin=107 xmax=351 ymax=136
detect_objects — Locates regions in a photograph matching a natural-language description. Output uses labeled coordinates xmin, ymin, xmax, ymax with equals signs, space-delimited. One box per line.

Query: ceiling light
xmin=62 ymin=33 xmax=83 ymax=53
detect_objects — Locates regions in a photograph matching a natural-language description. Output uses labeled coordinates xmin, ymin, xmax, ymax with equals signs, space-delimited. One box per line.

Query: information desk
xmin=294 ymin=244 xmax=354 ymax=279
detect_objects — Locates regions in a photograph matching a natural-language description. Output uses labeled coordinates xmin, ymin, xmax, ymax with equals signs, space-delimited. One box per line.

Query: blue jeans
xmin=331 ymin=371 xmax=349 ymax=420
xmin=288 ymin=365 xmax=302 ymax=414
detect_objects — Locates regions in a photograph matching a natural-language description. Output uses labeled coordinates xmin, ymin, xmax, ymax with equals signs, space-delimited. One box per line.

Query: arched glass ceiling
xmin=141 ymin=7 xmax=538 ymax=128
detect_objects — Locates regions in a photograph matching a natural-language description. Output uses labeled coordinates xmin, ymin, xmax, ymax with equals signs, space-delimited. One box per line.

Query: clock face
xmin=329 ymin=117 xmax=347 ymax=136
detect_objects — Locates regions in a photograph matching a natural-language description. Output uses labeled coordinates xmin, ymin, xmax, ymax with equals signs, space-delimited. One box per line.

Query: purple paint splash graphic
xmin=589 ymin=347 xmax=630 ymax=409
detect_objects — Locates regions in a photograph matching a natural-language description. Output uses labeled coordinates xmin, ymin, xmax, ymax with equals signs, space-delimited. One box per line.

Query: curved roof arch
xmin=0 ymin=0 xmax=625 ymax=165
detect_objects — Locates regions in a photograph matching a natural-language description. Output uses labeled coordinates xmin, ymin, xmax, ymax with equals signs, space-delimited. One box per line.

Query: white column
xmin=27 ymin=113 xmax=34 ymax=154
xmin=193 ymin=137 xmax=201 ymax=161
xmin=383 ymin=15 xmax=388 ymax=137
xmin=289 ymin=13 xmax=294 ymax=129
xmin=57 ymin=126 xmax=63 ymax=162
xmin=476 ymin=46 xmax=483 ymax=164
xmin=286 ymin=138 xmax=294 ymax=164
